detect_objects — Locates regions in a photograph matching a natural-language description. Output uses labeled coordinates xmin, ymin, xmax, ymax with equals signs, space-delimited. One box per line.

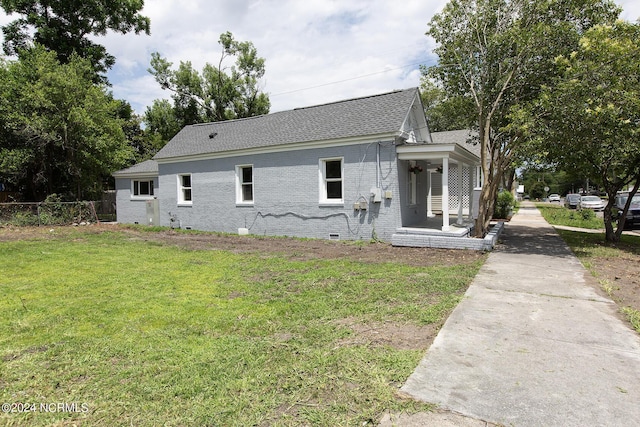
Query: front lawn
xmin=0 ymin=227 xmax=485 ymax=426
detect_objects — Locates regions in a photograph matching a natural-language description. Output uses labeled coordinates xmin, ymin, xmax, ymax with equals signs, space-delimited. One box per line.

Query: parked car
xmin=613 ymin=192 xmax=640 ymax=229
xmin=578 ymin=195 xmax=605 ymax=211
xmin=564 ymin=193 xmax=581 ymax=209
xmin=548 ymin=193 xmax=561 ymax=202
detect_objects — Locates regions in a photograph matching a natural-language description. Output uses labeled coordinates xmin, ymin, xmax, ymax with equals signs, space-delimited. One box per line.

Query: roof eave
xmin=396 ymin=143 xmax=480 ymax=164
xmin=112 ymin=171 xmax=159 ymax=178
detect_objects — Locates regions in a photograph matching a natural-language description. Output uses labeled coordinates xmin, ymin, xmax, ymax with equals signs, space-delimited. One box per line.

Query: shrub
xmin=580 ymin=208 xmax=595 ymax=220
xmin=494 ymin=191 xmax=515 ymax=219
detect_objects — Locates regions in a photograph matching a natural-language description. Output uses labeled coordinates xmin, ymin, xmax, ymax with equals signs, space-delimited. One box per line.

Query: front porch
xmin=392 ymin=217 xmax=504 ymax=251
xmin=392 ymin=130 xmax=502 ymax=250
xmin=400 ymin=215 xmax=476 ymax=237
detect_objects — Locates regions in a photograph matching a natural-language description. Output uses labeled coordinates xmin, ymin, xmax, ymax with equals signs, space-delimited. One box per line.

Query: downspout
xmin=376 ymin=141 xmax=380 ymax=188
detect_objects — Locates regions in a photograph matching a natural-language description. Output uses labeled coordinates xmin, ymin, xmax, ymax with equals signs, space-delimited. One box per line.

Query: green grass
xmin=536 ymin=203 xmax=605 ymax=229
xmin=555 ymin=229 xmax=640 ymax=333
xmin=0 ymin=229 xmax=483 ymax=426
xmin=554 ymin=229 xmax=640 ymax=259
xmin=621 ymin=307 xmax=640 ymax=333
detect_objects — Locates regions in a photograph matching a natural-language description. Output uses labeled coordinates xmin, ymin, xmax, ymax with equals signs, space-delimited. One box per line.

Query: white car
xmin=548 ymin=194 xmax=561 ymax=202
xmin=579 ymin=195 xmax=605 ymax=211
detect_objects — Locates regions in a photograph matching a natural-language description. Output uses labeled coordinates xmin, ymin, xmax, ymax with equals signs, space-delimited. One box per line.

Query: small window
xmin=236 ymin=165 xmax=253 ymax=204
xmin=320 ymin=158 xmax=343 ymax=204
xmin=178 ymin=174 xmax=192 ymax=204
xmin=133 ymin=180 xmax=154 ymax=197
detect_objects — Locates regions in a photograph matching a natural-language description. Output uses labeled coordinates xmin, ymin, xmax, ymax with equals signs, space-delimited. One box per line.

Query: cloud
xmin=0 ymin=0 xmax=637 ymax=117
xmin=98 ymin=0 xmax=446 ymax=114
xmin=619 ymin=2 xmax=640 ymax=21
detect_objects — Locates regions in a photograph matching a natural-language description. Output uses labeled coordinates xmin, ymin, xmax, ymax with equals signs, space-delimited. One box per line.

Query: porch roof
xmin=112 ymin=159 xmax=159 ymax=178
xmin=396 ymin=129 xmax=480 ymax=165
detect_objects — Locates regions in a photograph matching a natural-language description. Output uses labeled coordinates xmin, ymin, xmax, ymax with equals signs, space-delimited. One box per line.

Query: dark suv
xmin=613 ymin=192 xmax=640 ymax=229
xmin=564 ymin=193 xmax=581 ymax=209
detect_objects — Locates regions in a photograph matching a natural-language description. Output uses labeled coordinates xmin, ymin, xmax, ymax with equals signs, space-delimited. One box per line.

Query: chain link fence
xmin=0 ymin=192 xmax=116 ymax=226
xmin=0 ymin=201 xmax=99 ymax=226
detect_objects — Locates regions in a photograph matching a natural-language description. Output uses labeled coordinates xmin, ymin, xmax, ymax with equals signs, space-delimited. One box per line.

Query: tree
xmin=148 ymin=31 xmax=270 ymax=128
xmin=143 ymin=99 xmax=183 ymax=145
xmin=1 ymin=0 xmax=150 ymax=78
xmin=140 ymin=99 xmax=183 ymax=159
xmin=426 ymin=0 xmax=620 ymax=237
xmin=519 ymin=166 xmax=578 ymax=198
xmin=528 ymin=21 xmax=640 ymax=242
xmin=116 ymin=99 xmax=163 ymax=163
xmin=0 ymin=46 xmax=134 ymax=200
xmin=419 ymin=74 xmax=475 ymax=132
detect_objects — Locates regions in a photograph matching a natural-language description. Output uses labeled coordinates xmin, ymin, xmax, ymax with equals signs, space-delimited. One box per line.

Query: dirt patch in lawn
xmin=0 ymin=223 xmax=484 ymax=268
xmin=334 ymin=317 xmax=439 ymax=351
xmin=129 ymin=228 xmax=485 ymax=268
xmin=589 ymin=252 xmax=640 ymax=321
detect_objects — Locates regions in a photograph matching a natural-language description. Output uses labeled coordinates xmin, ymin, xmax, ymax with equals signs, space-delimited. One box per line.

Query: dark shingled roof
xmin=112 ymin=159 xmax=158 ymax=176
xmin=431 ymin=129 xmax=481 ymax=158
xmin=154 ymin=88 xmax=419 ymax=160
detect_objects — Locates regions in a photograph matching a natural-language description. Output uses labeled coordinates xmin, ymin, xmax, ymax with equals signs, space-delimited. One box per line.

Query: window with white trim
xmin=319 ymin=158 xmax=343 ymax=204
xmin=178 ymin=174 xmax=192 ymax=204
xmin=236 ymin=165 xmax=253 ymax=204
xmin=132 ymin=180 xmax=154 ymax=197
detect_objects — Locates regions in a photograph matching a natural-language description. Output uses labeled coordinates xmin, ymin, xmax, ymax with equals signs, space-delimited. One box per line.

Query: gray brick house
xmin=113 ymin=88 xmax=481 ymax=243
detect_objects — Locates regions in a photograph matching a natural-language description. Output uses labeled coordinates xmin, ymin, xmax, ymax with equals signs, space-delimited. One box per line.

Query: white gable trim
xmin=399 ymin=91 xmax=432 ymax=144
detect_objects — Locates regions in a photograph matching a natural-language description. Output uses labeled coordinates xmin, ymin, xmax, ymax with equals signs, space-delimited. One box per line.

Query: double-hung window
xmin=132 ymin=180 xmax=154 ymax=197
xmin=178 ymin=174 xmax=192 ymax=205
xmin=319 ymin=158 xmax=343 ymax=204
xmin=236 ymin=165 xmax=253 ymax=205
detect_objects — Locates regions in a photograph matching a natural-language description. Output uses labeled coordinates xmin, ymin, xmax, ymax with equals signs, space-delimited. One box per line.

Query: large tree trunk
xmin=612 ymin=180 xmax=640 ymax=242
xmin=603 ymin=196 xmax=617 ymax=243
xmin=474 ymin=119 xmax=495 ymax=237
xmin=475 ymin=178 xmax=501 ymax=237
xmin=475 ymin=183 xmax=491 ymax=237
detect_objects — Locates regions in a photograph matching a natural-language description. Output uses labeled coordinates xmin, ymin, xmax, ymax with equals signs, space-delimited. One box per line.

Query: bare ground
xmin=0 ymin=223 xmax=485 ymax=268
xmin=585 ymin=245 xmax=640 ymax=323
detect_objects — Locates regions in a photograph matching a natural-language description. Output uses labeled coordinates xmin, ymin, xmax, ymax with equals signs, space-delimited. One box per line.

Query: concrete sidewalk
xmin=386 ymin=202 xmax=640 ymax=426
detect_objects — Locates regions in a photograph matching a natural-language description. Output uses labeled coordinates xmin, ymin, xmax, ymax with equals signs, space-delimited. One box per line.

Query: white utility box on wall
xmin=370 ymin=187 xmax=382 ymax=203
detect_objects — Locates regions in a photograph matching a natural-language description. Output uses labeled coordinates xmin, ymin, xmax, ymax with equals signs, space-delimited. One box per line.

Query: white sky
xmin=0 ymin=0 xmax=638 ymax=116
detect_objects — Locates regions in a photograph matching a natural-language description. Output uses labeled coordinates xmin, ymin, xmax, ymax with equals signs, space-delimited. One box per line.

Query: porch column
xmin=442 ymin=157 xmax=450 ymax=231
xmin=468 ymin=164 xmax=475 ymax=219
xmin=426 ymin=171 xmax=435 ymax=217
xmin=456 ymin=163 xmax=464 ymax=225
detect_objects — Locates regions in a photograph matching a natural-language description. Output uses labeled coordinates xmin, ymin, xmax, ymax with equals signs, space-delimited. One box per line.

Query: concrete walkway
xmin=387 ymin=202 xmax=640 ymax=426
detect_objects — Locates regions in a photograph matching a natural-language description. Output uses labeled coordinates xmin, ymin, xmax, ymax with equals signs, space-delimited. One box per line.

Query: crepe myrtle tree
xmin=426 ymin=0 xmax=620 ymax=237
